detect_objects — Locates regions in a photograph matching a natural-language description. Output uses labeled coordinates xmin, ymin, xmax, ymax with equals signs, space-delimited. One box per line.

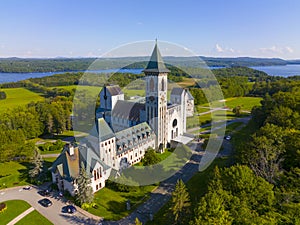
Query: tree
xmin=0 ymin=91 xmax=6 ymax=100
xmin=170 ymin=179 xmax=191 ymax=224
xmin=76 ymin=162 xmax=94 ymax=205
xmin=29 ymin=147 xmax=44 ymax=181
xmin=232 ymin=105 xmax=242 ymax=116
xmin=141 ymin=148 xmax=160 ymax=166
xmin=135 ymin=217 xmax=143 ymax=225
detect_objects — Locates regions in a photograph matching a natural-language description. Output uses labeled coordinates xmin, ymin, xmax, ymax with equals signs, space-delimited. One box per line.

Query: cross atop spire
xmin=143 ymin=40 xmax=170 ymax=73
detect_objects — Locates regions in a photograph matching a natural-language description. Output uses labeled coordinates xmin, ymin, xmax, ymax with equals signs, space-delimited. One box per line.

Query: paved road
xmin=0 ymin=186 xmax=100 ymax=225
xmin=187 ymin=116 xmax=251 ymax=134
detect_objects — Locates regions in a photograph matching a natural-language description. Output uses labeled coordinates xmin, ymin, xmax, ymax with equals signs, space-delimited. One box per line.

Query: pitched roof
xmin=143 ymin=42 xmax=170 ymax=73
xmin=98 ymin=118 xmax=115 ymax=142
xmin=186 ymin=89 xmax=194 ymax=100
xmin=112 ymin=100 xmax=145 ymax=122
xmin=51 ymin=143 xmax=110 ymax=181
xmin=106 ymin=85 xmax=123 ymax=96
xmin=171 ymin=87 xmax=184 ymax=96
xmin=115 ymin=122 xmax=155 ymax=155
xmin=51 ymin=144 xmax=80 ymax=181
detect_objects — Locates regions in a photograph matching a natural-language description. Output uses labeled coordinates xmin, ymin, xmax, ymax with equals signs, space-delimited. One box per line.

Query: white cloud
xmin=214 ymin=43 xmax=237 ymax=54
xmin=259 ymin=46 xmax=294 ymax=55
xmin=215 ymin=43 xmax=224 ymax=52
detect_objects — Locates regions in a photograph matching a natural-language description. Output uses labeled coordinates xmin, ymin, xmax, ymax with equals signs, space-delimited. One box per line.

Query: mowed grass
xmin=0 ymin=161 xmax=30 ymax=189
xmin=0 ymin=200 xmax=31 ymax=225
xmin=202 ymin=97 xmax=262 ymax=111
xmin=187 ymin=110 xmax=235 ymax=128
xmin=54 ymin=85 xmax=102 ymax=98
xmin=87 ymin=185 xmax=156 ymax=221
xmin=176 ymin=77 xmax=196 ymax=88
xmin=0 ymin=88 xmax=44 ymax=114
xmin=224 ymin=97 xmax=262 ymax=111
xmin=15 ymin=210 xmax=53 ymax=225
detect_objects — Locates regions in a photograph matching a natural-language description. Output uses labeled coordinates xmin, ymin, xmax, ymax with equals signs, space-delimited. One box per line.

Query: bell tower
xmin=144 ymin=41 xmax=169 ymax=149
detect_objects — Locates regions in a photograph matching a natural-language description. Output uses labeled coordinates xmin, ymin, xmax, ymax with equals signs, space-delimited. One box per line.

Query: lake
xmin=1 ymin=65 xmax=300 ymax=84
xmin=251 ymin=64 xmax=300 ymax=77
xmin=0 ymin=68 xmax=143 ymax=84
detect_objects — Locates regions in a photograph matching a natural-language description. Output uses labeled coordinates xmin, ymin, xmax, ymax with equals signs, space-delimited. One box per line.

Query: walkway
xmin=7 ymin=207 xmax=34 ymax=225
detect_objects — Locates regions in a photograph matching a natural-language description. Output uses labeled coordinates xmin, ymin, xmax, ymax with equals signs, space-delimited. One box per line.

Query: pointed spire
xmin=143 ymin=41 xmax=170 ymax=73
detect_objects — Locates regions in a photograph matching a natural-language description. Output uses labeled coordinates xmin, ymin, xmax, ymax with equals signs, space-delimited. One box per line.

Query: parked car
xmin=23 ymin=186 xmax=31 ymax=190
xmin=62 ymin=205 xmax=77 ymax=214
xmin=225 ymin=135 xmax=231 ymax=140
xmin=38 ymin=189 xmax=51 ymax=197
xmin=39 ymin=198 xmax=52 ymax=207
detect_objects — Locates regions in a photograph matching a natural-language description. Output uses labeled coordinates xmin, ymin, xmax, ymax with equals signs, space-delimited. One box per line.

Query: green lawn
xmin=147 ymin=157 xmax=230 ymax=225
xmin=191 ymin=121 xmax=245 ymax=135
xmin=201 ymin=97 xmax=262 ymax=111
xmin=0 ymin=200 xmax=31 ymax=225
xmin=55 ymin=85 xmax=102 ymax=98
xmin=187 ymin=110 xmax=238 ymax=128
xmin=0 ymin=88 xmax=44 ymax=114
xmin=15 ymin=210 xmax=53 ymax=225
xmin=0 ymin=161 xmax=30 ymax=189
xmin=87 ymin=185 xmax=156 ymax=221
xmin=224 ymin=97 xmax=262 ymax=111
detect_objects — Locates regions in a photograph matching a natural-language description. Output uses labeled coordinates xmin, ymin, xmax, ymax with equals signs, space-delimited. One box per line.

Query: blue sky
xmin=0 ymin=0 xmax=299 ymax=59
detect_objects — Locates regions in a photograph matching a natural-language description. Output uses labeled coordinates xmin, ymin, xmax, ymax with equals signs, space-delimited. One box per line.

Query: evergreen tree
xmin=29 ymin=147 xmax=44 ymax=181
xmin=76 ymin=162 xmax=94 ymax=205
xmin=170 ymin=179 xmax=191 ymax=224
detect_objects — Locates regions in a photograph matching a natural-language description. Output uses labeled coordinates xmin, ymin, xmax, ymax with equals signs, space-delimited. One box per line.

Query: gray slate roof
xmin=171 ymin=87 xmax=184 ymax=96
xmin=98 ymin=118 xmax=115 ymax=142
xmin=115 ymin=122 xmax=155 ymax=155
xmin=143 ymin=42 xmax=170 ymax=73
xmin=51 ymin=143 xmax=110 ymax=181
xmin=112 ymin=100 xmax=145 ymax=122
xmin=106 ymin=85 xmax=123 ymax=96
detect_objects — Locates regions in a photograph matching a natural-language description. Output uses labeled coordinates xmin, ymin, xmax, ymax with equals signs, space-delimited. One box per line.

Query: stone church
xmin=51 ymin=42 xmax=194 ymax=194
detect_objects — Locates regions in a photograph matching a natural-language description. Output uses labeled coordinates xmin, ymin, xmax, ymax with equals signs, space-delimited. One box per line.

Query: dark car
xmin=38 ymin=190 xmax=50 ymax=197
xmin=62 ymin=205 xmax=77 ymax=214
xmin=39 ymin=198 xmax=52 ymax=207
xmin=23 ymin=186 xmax=31 ymax=190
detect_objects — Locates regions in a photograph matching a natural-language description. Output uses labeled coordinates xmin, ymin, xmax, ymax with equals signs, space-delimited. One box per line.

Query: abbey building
xmin=51 ymin=43 xmax=194 ymax=194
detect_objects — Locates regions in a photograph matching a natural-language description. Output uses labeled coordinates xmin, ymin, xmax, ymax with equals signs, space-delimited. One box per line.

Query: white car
xmin=225 ymin=135 xmax=231 ymax=140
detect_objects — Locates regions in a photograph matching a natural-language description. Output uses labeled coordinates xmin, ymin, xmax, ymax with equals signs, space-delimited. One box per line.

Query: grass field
xmin=15 ymin=210 xmax=53 ymax=225
xmin=187 ymin=110 xmax=237 ymax=128
xmin=202 ymin=97 xmax=262 ymax=111
xmin=191 ymin=121 xmax=244 ymax=135
xmin=0 ymin=200 xmax=31 ymax=225
xmin=0 ymin=88 xmax=44 ymax=114
xmin=224 ymin=97 xmax=262 ymax=111
xmin=87 ymin=185 xmax=156 ymax=221
xmin=0 ymin=161 xmax=30 ymax=189
xmin=0 ymin=157 xmax=56 ymax=189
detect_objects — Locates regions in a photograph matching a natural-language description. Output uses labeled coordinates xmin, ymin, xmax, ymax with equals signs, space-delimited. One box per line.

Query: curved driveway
xmin=0 ymin=186 xmax=100 ymax=225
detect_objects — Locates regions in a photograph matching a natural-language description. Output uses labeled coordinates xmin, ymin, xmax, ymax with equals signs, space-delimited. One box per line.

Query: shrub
xmin=0 ymin=91 xmax=6 ymax=100
xmin=0 ymin=202 xmax=7 ymax=213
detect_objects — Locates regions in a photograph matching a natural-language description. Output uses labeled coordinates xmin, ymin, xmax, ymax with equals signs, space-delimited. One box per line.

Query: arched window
xmin=172 ymin=119 xmax=177 ymax=128
xmin=161 ymin=78 xmax=165 ymax=91
xmin=150 ymin=77 xmax=154 ymax=92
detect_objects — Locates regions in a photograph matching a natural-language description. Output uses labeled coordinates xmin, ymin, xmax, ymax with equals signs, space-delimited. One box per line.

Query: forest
xmin=0 ymin=56 xmax=289 ymax=73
